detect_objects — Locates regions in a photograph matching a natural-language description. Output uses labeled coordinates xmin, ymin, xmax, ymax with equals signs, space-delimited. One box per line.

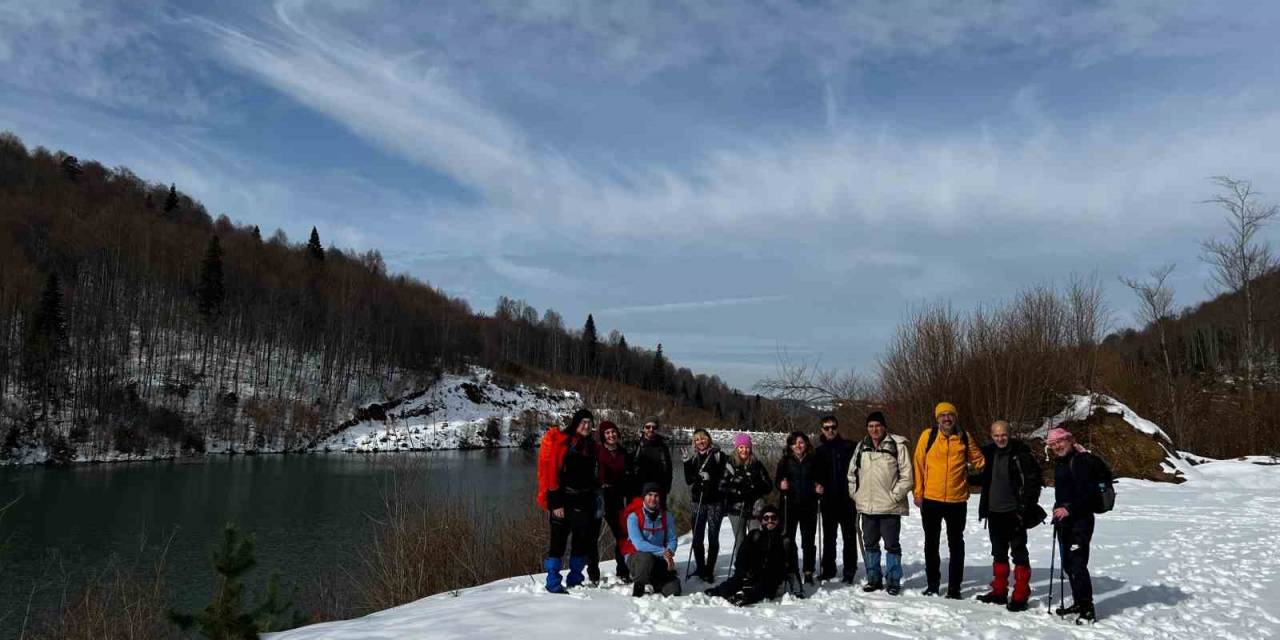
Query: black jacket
xmin=733 ymin=526 xmax=799 ymax=586
xmin=684 ymin=446 xmax=726 ymax=503
xmin=977 ymin=439 xmax=1043 ymax=522
xmin=548 ymin=435 xmax=599 ymax=512
xmin=813 ymin=434 xmax=855 ymax=505
xmin=775 ymin=453 xmax=820 ymax=511
xmin=1054 ymin=449 xmax=1101 ymax=522
xmin=720 ymin=457 xmax=772 ymax=517
xmin=632 ymin=434 xmax=674 ymax=496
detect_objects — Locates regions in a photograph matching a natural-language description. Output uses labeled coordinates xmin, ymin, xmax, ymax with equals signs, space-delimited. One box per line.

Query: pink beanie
xmin=733 ymin=433 xmax=753 ymax=449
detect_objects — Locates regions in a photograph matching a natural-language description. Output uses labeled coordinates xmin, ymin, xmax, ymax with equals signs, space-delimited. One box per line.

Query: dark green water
xmin=0 ymin=450 xmax=541 ymax=635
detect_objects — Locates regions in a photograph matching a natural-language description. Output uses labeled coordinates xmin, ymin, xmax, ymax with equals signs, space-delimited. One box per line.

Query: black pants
xmin=548 ymin=507 xmax=596 ymax=559
xmin=820 ymin=498 xmax=857 ymax=578
xmin=691 ymin=501 xmax=725 ymax=573
xmin=591 ymin=489 xmax=628 ymax=579
xmin=987 ymin=511 xmax=1029 ymax=566
xmin=1057 ymin=515 xmax=1095 ymax=606
xmin=921 ymin=499 xmax=967 ymax=592
xmin=707 ymin=573 xmax=782 ymax=606
xmin=784 ymin=503 xmax=818 ymax=574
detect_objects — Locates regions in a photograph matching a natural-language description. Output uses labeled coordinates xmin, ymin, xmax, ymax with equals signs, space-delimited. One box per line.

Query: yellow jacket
xmin=912 ymin=428 xmax=985 ymax=503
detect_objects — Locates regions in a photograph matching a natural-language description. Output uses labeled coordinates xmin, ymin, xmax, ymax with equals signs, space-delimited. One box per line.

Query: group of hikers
xmin=535 ymin=403 xmax=1110 ymax=624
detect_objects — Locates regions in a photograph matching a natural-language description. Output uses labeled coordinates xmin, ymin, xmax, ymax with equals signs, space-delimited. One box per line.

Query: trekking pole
xmin=816 ymin=497 xmax=824 ymax=578
xmin=684 ymin=486 xmax=705 ymax=579
xmin=1047 ymin=525 xmax=1057 ymax=615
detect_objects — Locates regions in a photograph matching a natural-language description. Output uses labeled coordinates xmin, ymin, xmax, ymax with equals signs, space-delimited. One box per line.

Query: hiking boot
xmin=632 ymin=583 xmax=647 ymax=598
xmin=944 ymin=589 xmax=962 ymax=600
xmin=862 ymin=580 xmax=883 ymax=593
xmin=976 ymin=591 xmax=1008 ymax=605
xmin=922 ymin=586 xmax=940 ymax=596
xmin=886 ymin=585 xmax=901 ymax=596
xmin=804 ymin=572 xmax=815 ymax=585
xmin=1006 ymin=599 xmax=1029 ymax=612
xmin=1056 ymin=602 xmax=1084 ymax=617
xmin=841 ymin=574 xmax=856 ymax=585
xmin=1074 ymin=604 xmax=1097 ymax=625
xmin=817 ymin=568 xmax=837 ymax=582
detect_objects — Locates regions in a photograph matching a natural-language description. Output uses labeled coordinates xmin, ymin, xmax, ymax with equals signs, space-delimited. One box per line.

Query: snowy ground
xmin=270 ymin=457 xmax=1280 ymax=640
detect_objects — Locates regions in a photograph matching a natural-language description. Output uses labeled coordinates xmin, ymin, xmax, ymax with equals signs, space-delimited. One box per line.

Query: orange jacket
xmin=912 ymin=428 xmax=985 ymax=503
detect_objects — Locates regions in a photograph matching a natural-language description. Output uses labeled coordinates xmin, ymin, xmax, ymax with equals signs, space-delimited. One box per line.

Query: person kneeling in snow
xmin=703 ymin=504 xmax=804 ymax=606
xmin=623 ymin=483 xmax=681 ymax=597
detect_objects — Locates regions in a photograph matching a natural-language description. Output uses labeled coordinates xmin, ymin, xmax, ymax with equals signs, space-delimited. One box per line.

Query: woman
xmin=536 ymin=408 xmax=599 ymax=593
xmin=683 ymin=428 xmax=726 ymax=582
xmin=719 ymin=433 xmax=772 ymax=569
xmin=593 ymin=420 xmax=632 ymax=584
xmin=848 ymin=411 xmax=913 ymax=595
xmin=776 ymin=431 xmax=821 ymax=583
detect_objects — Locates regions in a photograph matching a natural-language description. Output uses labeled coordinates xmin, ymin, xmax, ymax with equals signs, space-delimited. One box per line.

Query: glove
xmin=699 ymin=471 xmax=710 ymax=481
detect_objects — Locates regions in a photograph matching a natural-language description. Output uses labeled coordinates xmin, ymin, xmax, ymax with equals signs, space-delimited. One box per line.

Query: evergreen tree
xmin=582 ymin=314 xmax=598 ymax=375
xmin=170 ymin=524 xmax=306 ymax=638
xmin=60 ymin=154 xmax=82 ymax=181
xmin=23 ymin=272 xmax=68 ymax=419
xmin=650 ymin=343 xmax=667 ymax=393
xmin=164 ymin=184 xmax=180 ymax=213
xmin=198 ymin=236 xmax=225 ymax=318
xmin=694 ymin=383 xmax=705 ymax=409
xmin=306 ymin=227 xmax=325 ymax=263
xmin=251 ymin=226 xmax=261 ymax=242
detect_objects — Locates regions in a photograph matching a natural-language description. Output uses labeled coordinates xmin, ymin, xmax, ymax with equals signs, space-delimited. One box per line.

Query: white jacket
xmin=848 ymin=434 xmax=913 ymax=516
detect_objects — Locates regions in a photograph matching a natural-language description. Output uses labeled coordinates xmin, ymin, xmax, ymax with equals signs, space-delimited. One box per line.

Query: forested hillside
xmin=0 ymin=133 xmax=760 ymax=463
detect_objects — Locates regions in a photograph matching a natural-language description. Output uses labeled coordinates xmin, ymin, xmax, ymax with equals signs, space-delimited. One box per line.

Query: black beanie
xmin=641 ymin=482 xmax=662 ymax=497
xmin=866 ymin=411 xmax=887 ymax=426
xmin=562 ymin=408 xmax=594 ymax=432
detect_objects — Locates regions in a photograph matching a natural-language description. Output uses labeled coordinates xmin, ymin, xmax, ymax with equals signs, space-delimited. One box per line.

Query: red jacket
xmin=597 ymin=443 xmax=629 ymax=490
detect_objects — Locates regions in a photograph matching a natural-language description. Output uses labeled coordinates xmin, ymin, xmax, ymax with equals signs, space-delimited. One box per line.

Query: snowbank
xmin=270 ymin=457 xmax=1280 ymax=639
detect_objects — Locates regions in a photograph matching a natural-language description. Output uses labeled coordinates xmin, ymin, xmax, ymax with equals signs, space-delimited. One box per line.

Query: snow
xmin=269 ymin=457 xmax=1280 ymax=640
xmin=1034 ymin=393 xmax=1172 ymax=442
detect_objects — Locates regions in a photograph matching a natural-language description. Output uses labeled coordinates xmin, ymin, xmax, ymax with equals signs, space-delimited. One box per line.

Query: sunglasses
xmin=821 ymin=425 xmax=836 ymax=430
xmin=761 ymin=514 xmax=779 ymax=521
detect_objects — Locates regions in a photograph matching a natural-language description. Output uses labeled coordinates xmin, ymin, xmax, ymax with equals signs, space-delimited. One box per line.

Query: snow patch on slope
xmin=1034 ymin=393 xmax=1171 ymax=442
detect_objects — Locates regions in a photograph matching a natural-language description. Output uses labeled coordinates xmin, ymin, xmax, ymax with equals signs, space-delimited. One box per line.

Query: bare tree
xmin=1066 ymin=271 xmax=1111 ymax=391
xmin=1201 ymin=176 xmax=1279 ymax=431
xmin=1120 ymin=263 xmax=1178 ymax=442
xmin=755 ymin=349 xmax=875 ymax=430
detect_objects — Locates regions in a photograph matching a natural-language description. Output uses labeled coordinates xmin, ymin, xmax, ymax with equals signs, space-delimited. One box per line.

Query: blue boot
xmin=545 ymin=557 xmax=567 ymax=594
xmin=886 ymin=552 xmax=903 ymax=594
xmin=566 ymin=556 xmax=588 ymax=588
xmin=862 ymin=550 xmax=883 ymax=591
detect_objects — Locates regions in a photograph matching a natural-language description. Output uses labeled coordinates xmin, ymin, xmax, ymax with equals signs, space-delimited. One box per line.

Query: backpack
xmin=923 ymin=427 xmax=981 ymax=482
xmin=618 ymin=497 xmax=669 ymax=557
xmin=535 ymin=427 xmax=569 ymax=510
xmin=1086 ymin=454 xmax=1116 ymax=514
xmin=852 ymin=437 xmax=899 ymax=488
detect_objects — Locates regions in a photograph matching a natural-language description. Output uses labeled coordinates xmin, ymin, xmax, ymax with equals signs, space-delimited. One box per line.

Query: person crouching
xmin=623 ymin=483 xmax=681 ymax=597
xmin=703 ymin=504 xmax=804 ymax=606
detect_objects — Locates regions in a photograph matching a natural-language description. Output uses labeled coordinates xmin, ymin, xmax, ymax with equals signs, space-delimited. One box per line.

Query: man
xmin=632 ymin=417 xmax=673 ymax=501
xmin=912 ymin=401 xmax=985 ymax=598
xmin=703 ymin=504 xmax=804 ymax=606
xmin=813 ymin=414 xmax=858 ymax=584
xmin=976 ymin=420 xmax=1044 ymax=612
xmin=683 ymin=428 xmax=726 ymax=581
xmin=622 ymin=482 xmax=681 ymax=597
xmin=594 ymin=420 xmax=632 ymax=583
xmin=849 ymin=411 xmax=912 ymax=595
xmin=1047 ymin=427 xmax=1099 ymax=624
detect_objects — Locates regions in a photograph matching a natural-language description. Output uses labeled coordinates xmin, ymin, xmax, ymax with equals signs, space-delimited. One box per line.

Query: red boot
xmin=976 ymin=562 xmax=1009 ymax=604
xmin=1007 ymin=565 xmax=1032 ymax=612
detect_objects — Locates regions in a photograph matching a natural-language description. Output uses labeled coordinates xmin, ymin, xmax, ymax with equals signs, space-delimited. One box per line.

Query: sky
xmin=3 ymin=0 xmax=1280 ymax=390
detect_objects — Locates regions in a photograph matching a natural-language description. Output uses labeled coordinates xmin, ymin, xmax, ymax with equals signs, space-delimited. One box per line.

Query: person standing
xmin=536 ymin=409 xmax=599 ymax=593
xmin=813 ymin=414 xmax=858 ymax=583
xmin=594 ymin=420 xmax=632 ymax=583
xmin=849 ymin=411 xmax=912 ymax=595
xmin=632 ymin=416 xmax=673 ymax=500
xmin=622 ymin=483 xmax=681 ymax=597
xmin=775 ymin=431 xmax=821 ymax=584
xmin=683 ymin=428 xmax=726 ymax=581
xmin=975 ymin=420 xmax=1044 ymax=612
xmin=702 ymin=504 xmax=804 ymax=605
xmin=912 ymin=401 xmax=985 ymax=598
xmin=1048 ymin=427 xmax=1099 ymax=624
xmin=719 ymin=433 xmax=772 ymax=560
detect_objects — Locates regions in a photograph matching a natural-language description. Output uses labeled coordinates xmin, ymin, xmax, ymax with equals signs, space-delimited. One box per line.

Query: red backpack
xmin=618 ymin=497 xmax=669 ymax=557
xmin=535 ymin=427 xmax=569 ymax=511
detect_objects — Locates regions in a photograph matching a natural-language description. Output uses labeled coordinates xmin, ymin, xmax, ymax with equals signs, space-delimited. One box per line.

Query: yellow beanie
xmin=934 ymin=402 xmax=958 ymax=418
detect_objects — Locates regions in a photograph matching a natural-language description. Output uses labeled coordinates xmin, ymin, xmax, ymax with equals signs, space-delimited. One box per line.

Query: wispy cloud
xmin=599 ymin=296 xmax=787 ymax=315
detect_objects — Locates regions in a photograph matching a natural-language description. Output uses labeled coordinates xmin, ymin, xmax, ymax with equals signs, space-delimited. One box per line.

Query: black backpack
xmin=924 ymin=427 xmax=981 ymax=483
xmin=1089 ymin=454 xmax=1117 ymax=514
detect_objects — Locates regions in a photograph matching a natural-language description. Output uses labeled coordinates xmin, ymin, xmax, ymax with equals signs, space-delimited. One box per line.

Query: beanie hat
xmin=759 ymin=504 xmax=780 ymax=518
xmin=643 ymin=416 xmax=661 ymax=427
xmin=1045 ymin=427 xmax=1073 ymax=444
xmin=641 ymin=481 xmax=662 ymax=497
xmin=866 ymin=411 xmax=887 ymax=426
xmin=599 ymin=420 xmax=619 ymax=436
xmin=733 ymin=433 xmax=753 ymax=449
xmin=934 ymin=402 xmax=958 ymax=418
xmin=561 ymin=408 xmax=594 ymax=432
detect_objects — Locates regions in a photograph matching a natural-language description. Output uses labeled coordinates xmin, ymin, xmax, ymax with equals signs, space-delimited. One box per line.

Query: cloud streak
xmin=599 ymin=296 xmax=787 ymax=315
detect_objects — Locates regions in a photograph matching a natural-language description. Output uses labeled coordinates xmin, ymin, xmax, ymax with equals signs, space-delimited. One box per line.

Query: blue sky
xmin=4 ymin=0 xmax=1280 ymax=390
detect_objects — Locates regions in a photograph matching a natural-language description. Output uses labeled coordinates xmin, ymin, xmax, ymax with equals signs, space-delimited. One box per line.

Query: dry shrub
xmin=25 ymin=540 xmax=175 ymax=640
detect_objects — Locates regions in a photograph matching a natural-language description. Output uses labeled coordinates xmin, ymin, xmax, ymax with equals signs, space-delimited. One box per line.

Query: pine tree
xmin=164 ymin=184 xmax=179 ymax=213
xmin=23 ymin=272 xmax=68 ymax=419
xmin=60 ymin=154 xmax=82 ymax=181
xmin=170 ymin=524 xmax=306 ymax=638
xmin=197 ymin=236 xmax=225 ymax=318
xmin=251 ymin=226 xmax=261 ymax=242
xmin=649 ymin=344 xmax=667 ymax=393
xmin=582 ymin=314 xmax=598 ymax=376
xmin=306 ymin=227 xmax=325 ymax=263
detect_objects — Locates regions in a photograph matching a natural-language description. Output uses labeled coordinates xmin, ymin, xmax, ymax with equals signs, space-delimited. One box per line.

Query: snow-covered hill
xmin=270 ymin=456 xmax=1280 ymax=640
